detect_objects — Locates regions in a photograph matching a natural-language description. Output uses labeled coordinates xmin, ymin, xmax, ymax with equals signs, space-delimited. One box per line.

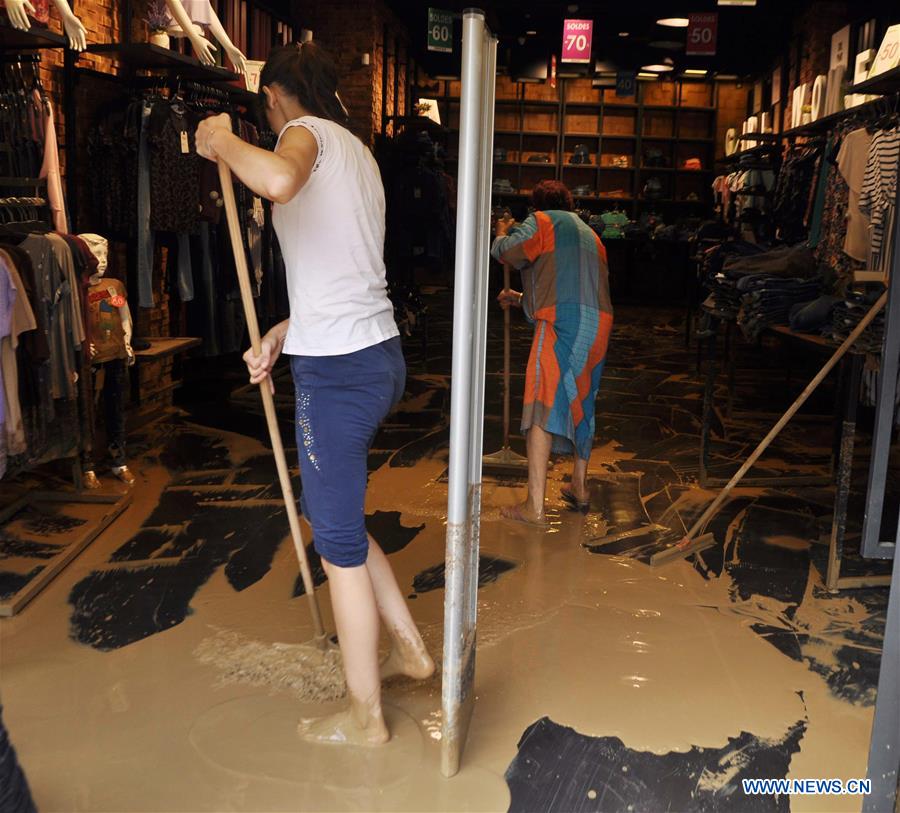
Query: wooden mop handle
xmin=502 ymin=263 xmax=511 ymax=446
xmin=685 ymin=291 xmax=889 ymax=542
xmin=215 ymin=134 xmax=327 ymax=644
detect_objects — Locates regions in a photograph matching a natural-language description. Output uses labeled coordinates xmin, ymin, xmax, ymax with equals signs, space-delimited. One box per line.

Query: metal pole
xmin=442 ymin=8 xmax=488 ymax=779
xmin=467 ymin=30 xmax=497 ymax=488
xmin=445 ymin=11 xmax=484 ymax=529
xmin=861 ymin=157 xmax=900 ymax=560
xmin=863 ymin=539 xmax=900 ymax=811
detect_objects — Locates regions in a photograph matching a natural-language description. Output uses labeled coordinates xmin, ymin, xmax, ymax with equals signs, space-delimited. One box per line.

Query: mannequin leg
xmin=104 ymin=359 xmax=127 ymax=468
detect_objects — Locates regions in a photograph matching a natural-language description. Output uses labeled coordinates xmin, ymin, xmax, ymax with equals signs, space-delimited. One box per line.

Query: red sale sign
xmin=562 ymin=19 xmax=592 ymax=63
xmin=686 ymin=12 xmax=717 ymax=55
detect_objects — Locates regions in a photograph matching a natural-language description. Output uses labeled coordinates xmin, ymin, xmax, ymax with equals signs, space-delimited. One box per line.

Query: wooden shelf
xmin=851 ymin=65 xmax=900 ymax=96
xmin=88 ymin=43 xmax=239 ymax=82
xmin=134 ymin=337 xmax=202 ymax=361
xmin=0 ymin=17 xmax=66 ymax=48
xmin=496 ymin=129 xmax=559 ymax=137
xmin=565 ymin=101 xmax=604 ymax=109
xmin=645 ymin=104 xmax=715 ymax=112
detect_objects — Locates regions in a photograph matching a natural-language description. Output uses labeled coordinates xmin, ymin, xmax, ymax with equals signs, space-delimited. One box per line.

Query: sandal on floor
xmin=560 ymin=487 xmax=590 ymax=514
xmin=501 ymin=504 xmax=549 ymax=529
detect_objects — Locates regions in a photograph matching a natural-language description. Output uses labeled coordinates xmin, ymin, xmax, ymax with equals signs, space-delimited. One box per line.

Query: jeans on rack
xmin=137 ymin=100 xmax=155 ymax=308
xmin=176 ymin=232 xmax=195 ymax=302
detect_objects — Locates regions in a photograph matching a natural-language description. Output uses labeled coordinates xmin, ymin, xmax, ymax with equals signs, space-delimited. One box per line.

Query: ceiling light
xmin=567 ymin=4 xmax=579 ymax=11
xmin=656 ymin=17 xmax=690 ymax=27
xmin=638 ymin=72 xmax=658 ymax=80
xmin=641 ymin=58 xmax=675 ymax=72
xmin=684 ymin=69 xmax=708 ymax=76
xmin=715 ymin=73 xmax=739 ymax=81
xmin=526 ymin=30 xmax=537 ymax=35
xmin=618 ymin=31 xmax=629 ymax=37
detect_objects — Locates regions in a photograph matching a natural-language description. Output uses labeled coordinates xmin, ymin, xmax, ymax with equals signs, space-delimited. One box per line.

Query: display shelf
xmin=134 ymin=337 xmax=202 ymax=360
xmin=0 ymin=17 xmax=66 ymax=49
xmin=851 ymin=65 xmax=900 ymax=96
xmin=646 ymin=104 xmax=715 ymax=112
xmin=564 ymin=132 xmax=602 ymax=139
xmin=496 ymin=129 xmax=559 ymax=137
xmin=596 ymin=166 xmax=636 ymax=171
xmin=738 ymin=132 xmax=779 ymax=142
xmin=781 ymin=94 xmax=889 ymax=138
xmin=88 ymin=43 xmax=239 ymax=81
xmin=565 ymin=100 xmax=604 ymax=109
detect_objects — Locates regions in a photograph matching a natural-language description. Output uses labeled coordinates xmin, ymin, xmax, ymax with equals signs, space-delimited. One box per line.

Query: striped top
xmin=859 ymin=127 xmax=899 ymax=275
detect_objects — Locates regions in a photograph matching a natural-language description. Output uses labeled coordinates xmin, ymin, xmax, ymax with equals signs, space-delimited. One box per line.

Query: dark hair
xmin=259 ymin=42 xmax=351 ymax=129
xmin=531 ymin=180 xmax=573 ymax=212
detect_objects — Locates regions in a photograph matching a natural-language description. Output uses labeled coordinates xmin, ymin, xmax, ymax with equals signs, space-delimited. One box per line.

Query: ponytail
xmin=259 ymin=42 xmax=352 ymax=130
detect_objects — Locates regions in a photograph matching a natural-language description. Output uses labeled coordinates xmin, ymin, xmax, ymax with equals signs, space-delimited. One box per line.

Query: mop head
xmin=482 ymin=446 xmax=530 ymax=476
xmin=195 ymin=627 xmax=346 ymax=702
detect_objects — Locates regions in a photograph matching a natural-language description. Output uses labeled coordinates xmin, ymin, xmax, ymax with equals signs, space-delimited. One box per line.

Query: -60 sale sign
xmin=686 ymin=13 xmax=718 ymax=56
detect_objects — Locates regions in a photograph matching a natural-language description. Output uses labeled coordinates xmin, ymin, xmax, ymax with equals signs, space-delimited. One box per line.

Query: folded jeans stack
xmin=735 ymin=274 xmax=823 ymax=341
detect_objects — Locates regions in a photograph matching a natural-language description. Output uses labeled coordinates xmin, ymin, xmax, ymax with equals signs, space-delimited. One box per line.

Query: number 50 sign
xmin=686 ymin=13 xmax=718 ymax=56
xmin=562 ymin=19 xmax=593 ymax=63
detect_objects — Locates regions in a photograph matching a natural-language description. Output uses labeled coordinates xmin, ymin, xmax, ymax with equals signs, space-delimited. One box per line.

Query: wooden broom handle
xmin=215 ymin=128 xmax=327 ymax=645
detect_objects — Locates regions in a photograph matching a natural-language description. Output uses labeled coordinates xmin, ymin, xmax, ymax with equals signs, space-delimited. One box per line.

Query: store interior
xmin=0 ymin=0 xmax=899 ymax=810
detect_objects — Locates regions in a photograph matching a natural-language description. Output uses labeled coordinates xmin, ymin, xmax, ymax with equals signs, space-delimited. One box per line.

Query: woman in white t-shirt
xmin=196 ymin=42 xmax=433 ymax=746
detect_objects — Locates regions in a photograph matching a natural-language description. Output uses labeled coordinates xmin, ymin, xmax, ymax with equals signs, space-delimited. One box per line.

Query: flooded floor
xmin=0 ymin=291 xmax=893 ymax=812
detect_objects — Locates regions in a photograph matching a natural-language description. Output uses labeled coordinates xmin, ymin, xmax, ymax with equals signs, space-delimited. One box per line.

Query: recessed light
xmin=715 ymin=73 xmax=739 ymax=81
xmin=618 ymin=31 xmax=629 ymax=37
xmin=642 ymin=64 xmax=675 ymax=72
xmin=656 ymin=17 xmax=690 ymax=27
xmin=638 ymin=72 xmax=659 ymax=80
xmin=684 ymin=69 xmax=708 ymax=76
xmin=526 ymin=30 xmax=537 ymax=35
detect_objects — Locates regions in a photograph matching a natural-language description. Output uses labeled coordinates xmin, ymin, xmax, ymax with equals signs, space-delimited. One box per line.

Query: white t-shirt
xmin=273 ymin=116 xmax=399 ymax=356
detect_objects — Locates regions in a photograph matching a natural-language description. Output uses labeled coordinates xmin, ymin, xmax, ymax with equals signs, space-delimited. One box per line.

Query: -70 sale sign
xmin=686 ymin=12 xmax=718 ymax=56
xmin=562 ymin=19 xmax=593 ymax=63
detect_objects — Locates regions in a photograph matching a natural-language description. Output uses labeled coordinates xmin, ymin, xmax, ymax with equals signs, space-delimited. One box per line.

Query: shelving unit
xmin=0 ymin=17 xmax=66 ymax=49
xmin=436 ymin=77 xmax=719 ymax=218
xmin=87 ymin=42 xmax=240 ymax=82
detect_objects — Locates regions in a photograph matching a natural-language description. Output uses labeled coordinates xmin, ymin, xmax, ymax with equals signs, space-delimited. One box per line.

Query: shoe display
xmin=82 ymin=470 xmax=102 ymax=490
xmin=527 ymin=153 xmax=551 ymax=163
xmin=570 ymin=144 xmax=592 ymax=165
xmin=571 ymin=184 xmax=593 ymax=197
xmin=493 ymin=178 xmax=516 ymax=195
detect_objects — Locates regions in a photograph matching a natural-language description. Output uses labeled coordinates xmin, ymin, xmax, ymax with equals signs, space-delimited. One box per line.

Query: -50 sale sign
xmin=686 ymin=13 xmax=718 ymax=56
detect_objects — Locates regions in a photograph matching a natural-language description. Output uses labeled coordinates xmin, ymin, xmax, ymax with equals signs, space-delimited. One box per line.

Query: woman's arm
xmin=196 ymin=115 xmax=318 ymax=204
xmin=491 ymin=213 xmax=542 ymax=270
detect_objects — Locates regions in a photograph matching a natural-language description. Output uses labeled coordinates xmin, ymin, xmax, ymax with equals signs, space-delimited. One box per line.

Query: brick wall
xmin=296 ymin=0 xmax=411 ymax=144
xmin=781 ymin=1 xmax=850 ymax=126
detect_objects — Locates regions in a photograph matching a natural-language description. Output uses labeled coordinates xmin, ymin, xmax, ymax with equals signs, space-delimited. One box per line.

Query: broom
xmin=216 ymin=126 xmax=329 ymax=650
xmin=651 ymin=291 xmax=888 ymax=567
xmin=482 ymin=263 xmax=529 ymax=475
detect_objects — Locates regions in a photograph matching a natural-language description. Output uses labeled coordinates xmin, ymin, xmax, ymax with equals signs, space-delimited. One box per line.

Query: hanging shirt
xmin=837 ymin=128 xmax=874 ymax=263
xmin=0 ymin=251 xmax=38 ymax=460
xmin=859 ymin=126 xmax=900 ymax=276
xmin=272 ymin=116 xmax=398 ymax=357
xmin=36 ymin=91 xmax=67 ymax=234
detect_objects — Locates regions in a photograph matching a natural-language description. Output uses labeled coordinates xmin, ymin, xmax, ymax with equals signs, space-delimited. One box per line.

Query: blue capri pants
xmin=291 ymin=336 xmax=406 ymax=568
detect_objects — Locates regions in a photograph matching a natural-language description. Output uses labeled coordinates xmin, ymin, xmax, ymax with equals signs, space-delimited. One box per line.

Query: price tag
xmin=180 ymin=130 xmax=190 ymax=154
xmin=686 ymin=13 xmax=717 ymax=56
xmin=869 ymin=24 xmax=900 ymax=79
xmin=562 ymin=19 xmax=592 ymax=63
xmin=110 ymin=295 xmax=126 ymax=308
xmin=427 ymin=8 xmax=453 ymax=54
xmin=616 ymin=70 xmax=636 ymax=98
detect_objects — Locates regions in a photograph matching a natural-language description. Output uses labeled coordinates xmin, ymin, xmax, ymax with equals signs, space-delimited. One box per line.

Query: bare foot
xmin=297 ymin=695 xmax=390 ymax=746
xmin=380 ymin=627 xmax=435 ymax=681
xmin=501 ymin=501 xmax=549 ymax=528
